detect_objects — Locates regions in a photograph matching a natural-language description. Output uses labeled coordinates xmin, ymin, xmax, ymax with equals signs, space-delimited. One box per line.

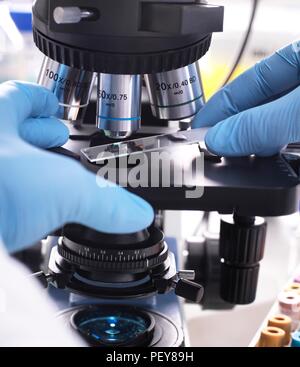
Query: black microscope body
xmin=30 ymin=0 xmax=300 ymax=347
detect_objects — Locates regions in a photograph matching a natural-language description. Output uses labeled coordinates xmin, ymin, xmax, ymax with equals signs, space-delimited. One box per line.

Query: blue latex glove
xmin=193 ymin=41 xmax=300 ymax=156
xmin=0 ymin=81 xmax=154 ymax=253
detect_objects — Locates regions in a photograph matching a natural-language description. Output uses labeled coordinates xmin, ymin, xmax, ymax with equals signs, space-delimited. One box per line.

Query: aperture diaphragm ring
xmin=57 ymin=242 xmax=169 ymax=273
xmin=61 ymin=235 xmax=164 ymax=261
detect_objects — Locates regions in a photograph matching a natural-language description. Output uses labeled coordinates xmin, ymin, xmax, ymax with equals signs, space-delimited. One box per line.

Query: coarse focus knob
xmin=175 ymin=279 xmax=204 ymax=303
xmin=219 ymin=214 xmax=267 ymax=304
xmin=220 ymin=263 xmax=259 ymax=305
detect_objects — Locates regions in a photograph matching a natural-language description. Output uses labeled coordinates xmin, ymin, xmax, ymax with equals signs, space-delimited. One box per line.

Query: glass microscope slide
xmin=81 ymin=127 xmax=209 ymax=163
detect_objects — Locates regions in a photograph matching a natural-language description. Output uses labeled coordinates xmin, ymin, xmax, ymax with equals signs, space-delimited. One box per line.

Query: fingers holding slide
xmin=204 ymin=108 xmax=284 ymax=157
xmin=204 ymin=85 xmax=300 ymax=157
xmin=192 ymin=42 xmax=300 ymax=129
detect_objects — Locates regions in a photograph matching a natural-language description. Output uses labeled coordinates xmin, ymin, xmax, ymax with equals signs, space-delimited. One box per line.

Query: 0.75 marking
xmin=98 ymin=89 xmax=128 ymax=101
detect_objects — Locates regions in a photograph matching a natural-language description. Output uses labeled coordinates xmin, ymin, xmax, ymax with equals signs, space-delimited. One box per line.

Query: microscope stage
xmin=58 ymin=124 xmax=300 ymax=217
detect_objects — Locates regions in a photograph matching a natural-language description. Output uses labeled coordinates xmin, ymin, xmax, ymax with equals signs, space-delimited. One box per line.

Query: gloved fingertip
xmin=191 ymin=112 xmax=208 ymax=129
xmin=38 ymin=118 xmax=69 ymax=148
xmin=129 ymin=194 xmax=155 ymax=228
xmin=50 ymin=120 xmax=69 ymax=147
xmin=204 ymin=127 xmax=220 ymax=155
xmin=255 ymin=146 xmax=283 ymax=157
xmin=33 ymin=86 xmax=59 ymax=118
xmin=81 ymin=174 xmax=155 ymax=234
xmin=20 ymin=118 xmax=69 ymax=148
xmin=191 ymin=115 xmax=201 ymax=129
xmin=43 ymin=90 xmax=59 ymax=117
xmin=8 ymin=81 xmax=59 ymax=118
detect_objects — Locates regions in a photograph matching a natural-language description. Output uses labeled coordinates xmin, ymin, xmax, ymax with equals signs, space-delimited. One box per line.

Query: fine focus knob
xmin=175 ymin=279 xmax=204 ymax=303
xmin=219 ymin=214 xmax=267 ymax=304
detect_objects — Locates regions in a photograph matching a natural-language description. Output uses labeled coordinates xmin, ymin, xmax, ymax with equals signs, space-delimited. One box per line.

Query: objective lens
xmin=71 ymin=306 xmax=155 ymax=347
xmin=97 ymin=73 xmax=142 ymax=139
xmin=38 ymin=56 xmax=96 ymax=125
xmin=144 ymin=62 xmax=205 ymax=120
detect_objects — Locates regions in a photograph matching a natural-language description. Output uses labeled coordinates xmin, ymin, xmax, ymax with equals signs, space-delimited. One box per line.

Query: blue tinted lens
xmin=73 ymin=308 xmax=150 ymax=345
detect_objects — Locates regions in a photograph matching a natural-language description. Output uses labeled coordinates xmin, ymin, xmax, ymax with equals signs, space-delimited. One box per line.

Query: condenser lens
xmin=71 ymin=306 xmax=154 ymax=346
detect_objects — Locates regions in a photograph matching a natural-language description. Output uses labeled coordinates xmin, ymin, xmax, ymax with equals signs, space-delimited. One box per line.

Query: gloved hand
xmin=0 ymin=81 xmax=154 ymax=253
xmin=193 ymin=41 xmax=300 ymax=156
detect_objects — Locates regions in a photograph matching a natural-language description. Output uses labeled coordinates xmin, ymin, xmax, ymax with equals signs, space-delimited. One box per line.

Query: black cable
xmin=222 ymin=0 xmax=260 ymax=87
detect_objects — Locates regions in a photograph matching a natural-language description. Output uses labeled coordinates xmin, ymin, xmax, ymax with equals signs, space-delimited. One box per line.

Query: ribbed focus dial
xmin=219 ymin=215 xmax=267 ymax=304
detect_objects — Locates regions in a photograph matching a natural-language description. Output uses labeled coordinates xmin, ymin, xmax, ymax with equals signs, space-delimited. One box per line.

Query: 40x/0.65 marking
xmin=99 ymin=90 xmax=128 ymax=101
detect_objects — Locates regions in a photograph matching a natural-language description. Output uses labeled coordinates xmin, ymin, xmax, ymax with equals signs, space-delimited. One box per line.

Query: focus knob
xmin=219 ymin=214 xmax=267 ymax=304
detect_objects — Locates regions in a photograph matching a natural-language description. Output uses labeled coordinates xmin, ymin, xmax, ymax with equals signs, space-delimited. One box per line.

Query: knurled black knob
xmin=175 ymin=279 xmax=204 ymax=303
xmin=219 ymin=215 xmax=267 ymax=304
xmin=220 ymin=263 xmax=260 ymax=304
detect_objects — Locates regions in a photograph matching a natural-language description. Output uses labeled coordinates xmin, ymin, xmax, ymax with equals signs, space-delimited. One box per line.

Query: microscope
xmin=30 ymin=1 xmax=300 ymax=347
